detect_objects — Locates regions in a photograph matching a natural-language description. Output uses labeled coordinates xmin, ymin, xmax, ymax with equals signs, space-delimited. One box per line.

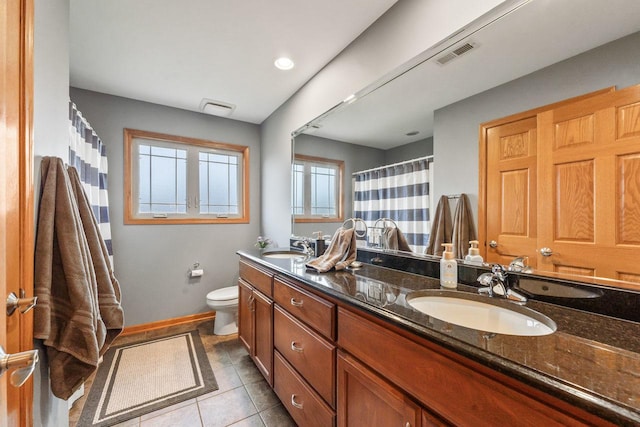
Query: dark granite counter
xmin=238 ymin=249 xmax=640 ymax=426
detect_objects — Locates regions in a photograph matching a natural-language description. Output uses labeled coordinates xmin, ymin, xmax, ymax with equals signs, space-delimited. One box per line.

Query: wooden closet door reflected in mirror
xmin=481 ymin=85 xmax=640 ymax=287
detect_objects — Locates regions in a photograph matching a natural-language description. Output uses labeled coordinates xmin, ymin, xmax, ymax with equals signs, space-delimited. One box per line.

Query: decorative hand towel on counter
xmin=452 ymin=193 xmax=477 ymax=259
xmin=306 ymin=227 xmax=356 ymax=273
xmin=425 ymin=195 xmax=452 ymax=256
xmin=34 ymin=157 xmax=124 ymax=400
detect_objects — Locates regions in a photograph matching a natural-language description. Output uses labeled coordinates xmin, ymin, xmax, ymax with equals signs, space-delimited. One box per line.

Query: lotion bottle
xmin=464 ymin=240 xmax=484 ymax=266
xmin=440 ymin=243 xmax=458 ymax=289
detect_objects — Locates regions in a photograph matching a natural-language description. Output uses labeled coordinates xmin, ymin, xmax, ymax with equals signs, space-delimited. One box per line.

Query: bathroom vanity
xmin=237 ymin=249 xmax=640 ymax=426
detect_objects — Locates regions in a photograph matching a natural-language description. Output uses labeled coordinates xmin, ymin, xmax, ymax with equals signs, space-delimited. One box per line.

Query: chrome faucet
xmin=508 ymin=256 xmax=533 ymax=273
xmin=292 ymin=238 xmax=315 ymax=257
xmin=477 ymin=264 xmax=527 ymax=304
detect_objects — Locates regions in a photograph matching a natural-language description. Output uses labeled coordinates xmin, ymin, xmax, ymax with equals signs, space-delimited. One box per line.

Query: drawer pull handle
xmin=291 ymin=394 xmax=304 ymax=410
xmin=290 ymin=341 xmax=304 ymax=353
xmin=290 ymin=298 xmax=304 ymax=307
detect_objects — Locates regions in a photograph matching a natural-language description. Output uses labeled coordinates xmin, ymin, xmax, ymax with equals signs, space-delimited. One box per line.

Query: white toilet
xmin=206 ymin=286 xmax=239 ymax=335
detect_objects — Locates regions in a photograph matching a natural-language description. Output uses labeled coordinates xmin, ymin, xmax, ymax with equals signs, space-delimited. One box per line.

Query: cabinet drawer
xmin=274 ymin=305 xmax=335 ymax=407
xmin=239 ymin=260 xmax=273 ymax=296
xmin=274 ymin=277 xmax=335 ymax=340
xmin=274 ymin=351 xmax=335 ymax=427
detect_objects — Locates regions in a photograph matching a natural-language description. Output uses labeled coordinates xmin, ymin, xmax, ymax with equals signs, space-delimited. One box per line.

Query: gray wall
xmin=70 ymin=88 xmax=261 ymax=327
xmin=293 ymin=134 xmax=385 ymax=237
xmin=385 ymin=136 xmax=434 ymax=165
xmin=261 ymin=0 xmax=505 ymax=245
xmin=433 ymin=31 xmax=640 ymax=226
xmin=33 ymin=0 xmax=71 ymax=424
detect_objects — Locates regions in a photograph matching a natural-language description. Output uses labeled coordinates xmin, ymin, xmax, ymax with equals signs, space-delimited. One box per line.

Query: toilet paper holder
xmin=190 ymin=262 xmax=204 ymax=278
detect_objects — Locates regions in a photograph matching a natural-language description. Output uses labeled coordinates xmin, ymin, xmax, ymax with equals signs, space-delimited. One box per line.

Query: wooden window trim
xmin=124 ymin=128 xmax=250 ymax=224
xmin=293 ymin=153 xmax=344 ymax=223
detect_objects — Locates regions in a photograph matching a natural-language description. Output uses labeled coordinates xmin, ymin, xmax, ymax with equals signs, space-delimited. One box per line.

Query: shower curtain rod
xmin=352 ymin=155 xmax=433 ymax=175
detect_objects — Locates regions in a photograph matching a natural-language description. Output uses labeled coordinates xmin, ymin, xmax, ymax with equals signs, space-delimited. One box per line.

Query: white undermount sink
xmin=406 ymin=290 xmax=556 ymax=336
xmin=262 ymin=250 xmax=307 ymax=260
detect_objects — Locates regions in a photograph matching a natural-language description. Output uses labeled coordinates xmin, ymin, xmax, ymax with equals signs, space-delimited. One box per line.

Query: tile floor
xmin=69 ymin=321 xmax=296 ymax=427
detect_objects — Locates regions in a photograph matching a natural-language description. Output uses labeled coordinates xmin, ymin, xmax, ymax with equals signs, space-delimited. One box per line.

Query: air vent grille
xmin=435 ymin=42 xmax=477 ymax=66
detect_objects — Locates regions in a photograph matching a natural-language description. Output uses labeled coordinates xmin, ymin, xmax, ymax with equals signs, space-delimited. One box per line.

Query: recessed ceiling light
xmin=274 ymin=57 xmax=294 ymax=70
xmin=406 ymin=131 xmax=420 ymax=136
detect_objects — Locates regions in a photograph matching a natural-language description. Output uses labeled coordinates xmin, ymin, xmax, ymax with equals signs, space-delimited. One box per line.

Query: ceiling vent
xmin=199 ymin=99 xmax=236 ymax=117
xmin=435 ymin=42 xmax=478 ymax=66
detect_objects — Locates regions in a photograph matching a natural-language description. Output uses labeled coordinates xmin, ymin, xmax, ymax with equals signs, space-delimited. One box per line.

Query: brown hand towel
xmin=425 ymin=196 xmax=452 ymax=256
xmin=452 ymin=193 xmax=477 ymax=259
xmin=306 ymin=227 xmax=356 ymax=273
xmin=383 ymin=227 xmax=412 ymax=252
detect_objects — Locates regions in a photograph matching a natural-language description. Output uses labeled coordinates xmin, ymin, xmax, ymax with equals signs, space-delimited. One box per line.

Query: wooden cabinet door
xmin=337 ymin=351 xmax=422 ymax=427
xmin=253 ymin=289 xmax=274 ymax=385
xmin=485 ymin=116 xmax=538 ymax=267
xmin=238 ymin=279 xmax=254 ymax=354
xmin=537 ymin=84 xmax=640 ymax=283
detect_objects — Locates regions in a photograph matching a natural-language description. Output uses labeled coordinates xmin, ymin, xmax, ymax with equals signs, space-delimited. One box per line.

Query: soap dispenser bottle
xmin=464 ymin=240 xmax=484 ymax=266
xmin=440 ymin=243 xmax=458 ymax=289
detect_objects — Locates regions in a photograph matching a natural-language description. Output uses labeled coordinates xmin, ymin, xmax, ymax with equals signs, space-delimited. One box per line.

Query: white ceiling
xmin=69 ymin=0 xmax=398 ymax=124
xmin=307 ymin=0 xmax=640 ymax=149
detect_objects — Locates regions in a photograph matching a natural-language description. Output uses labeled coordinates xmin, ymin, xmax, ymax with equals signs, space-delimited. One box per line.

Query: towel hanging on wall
xmin=33 ymin=157 xmax=124 ymax=400
xmin=451 ymin=193 xmax=477 ymax=259
xmin=425 ymin=195 xmax=452 ymax=256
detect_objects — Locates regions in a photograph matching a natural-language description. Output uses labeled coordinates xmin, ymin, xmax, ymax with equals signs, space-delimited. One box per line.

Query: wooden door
xmin=537 ymin=84 xmax=640 ymax=283
xmin=1 ymin=0 xmax=35 ymax=425
xmin=238 ymin=279 xmax=254 ymax=354
xmin=485 ymin=116 xmax=538 ymax=267
xmin=253 ymin=290 xmax=273 ymax=385
xmin=337 ymin=351 xmax=423 ymax=427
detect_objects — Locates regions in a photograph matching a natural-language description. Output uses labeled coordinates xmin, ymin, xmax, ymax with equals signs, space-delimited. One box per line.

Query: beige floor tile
xmin=139 ymin=398 xmax=197 ymax=421
xmin=224 ymin=339 xmax=250 ymax=361
xmin=234 ymin=357 xmax=264 ymax=385
xmin=259 ymin=404 xmax=296 ymax=427
xmin=110 ymin=417 xmax=141 ymax=427
xmin=198 ymin=387 xmax=258 ymax=427
xmin=197 ymin=365 xmax=243 ymax=400
xmin=139 ymin=402 xmax=202 ymax=427
xmin=245 ymin=380 xmax=280 ymax=412
xmin=204 ymin=344 xmax=233 ymax=371
xmin=228 ymin=414 xmax=266 ymax=427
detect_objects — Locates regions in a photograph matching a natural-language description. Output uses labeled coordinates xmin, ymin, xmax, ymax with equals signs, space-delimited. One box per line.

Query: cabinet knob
xmin=291 ymin=394 xmax=304 ymax=410
xmin=290 ymin=297 xmax=304 ymax=307
xmin=290 ymin=341 xmax=304 ymax=353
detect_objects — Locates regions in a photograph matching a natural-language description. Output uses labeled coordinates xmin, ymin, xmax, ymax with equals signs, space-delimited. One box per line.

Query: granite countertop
xmin=238 ymin=249 xmax=640 ymax=425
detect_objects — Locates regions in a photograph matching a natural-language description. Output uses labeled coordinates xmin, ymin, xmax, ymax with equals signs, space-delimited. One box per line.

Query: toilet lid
xmin=207 ymin=286 xmax=238 ymax=301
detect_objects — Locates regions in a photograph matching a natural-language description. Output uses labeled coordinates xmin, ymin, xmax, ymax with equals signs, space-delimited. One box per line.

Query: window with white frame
xmin=292 ymin=154 xmax=344 ymax=222
xmin=124 ymin=129 xmax=249 ymax=224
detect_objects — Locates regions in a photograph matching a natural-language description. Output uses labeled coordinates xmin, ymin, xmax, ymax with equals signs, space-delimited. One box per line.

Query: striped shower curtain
xmin=68 ymin=101 xmax=113 ymax=258
xmin=353 ymin=157 xmax=433 ymax=253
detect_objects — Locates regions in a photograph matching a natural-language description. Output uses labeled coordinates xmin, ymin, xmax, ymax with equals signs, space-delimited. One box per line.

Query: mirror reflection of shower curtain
xmin=68 ymin=101 xmax=114 ymax=262
xmin=353 ymin=157 xmax=433 ymax=253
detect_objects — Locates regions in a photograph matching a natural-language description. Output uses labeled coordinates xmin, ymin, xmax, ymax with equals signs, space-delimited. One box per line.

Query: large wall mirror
xmin=292 ymin=0 xmax=640 ymax=287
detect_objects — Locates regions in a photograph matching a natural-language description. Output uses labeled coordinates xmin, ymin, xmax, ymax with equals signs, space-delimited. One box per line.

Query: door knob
xmin=539 ymin=247 xmax=553 ymax=257
xmin=7 ymin=290 xmax=37 ymax=316
xmin=489 ymin=240 xmax=498 ymax=248
xmin=0 ymin=346 xmax=39 ymax=387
